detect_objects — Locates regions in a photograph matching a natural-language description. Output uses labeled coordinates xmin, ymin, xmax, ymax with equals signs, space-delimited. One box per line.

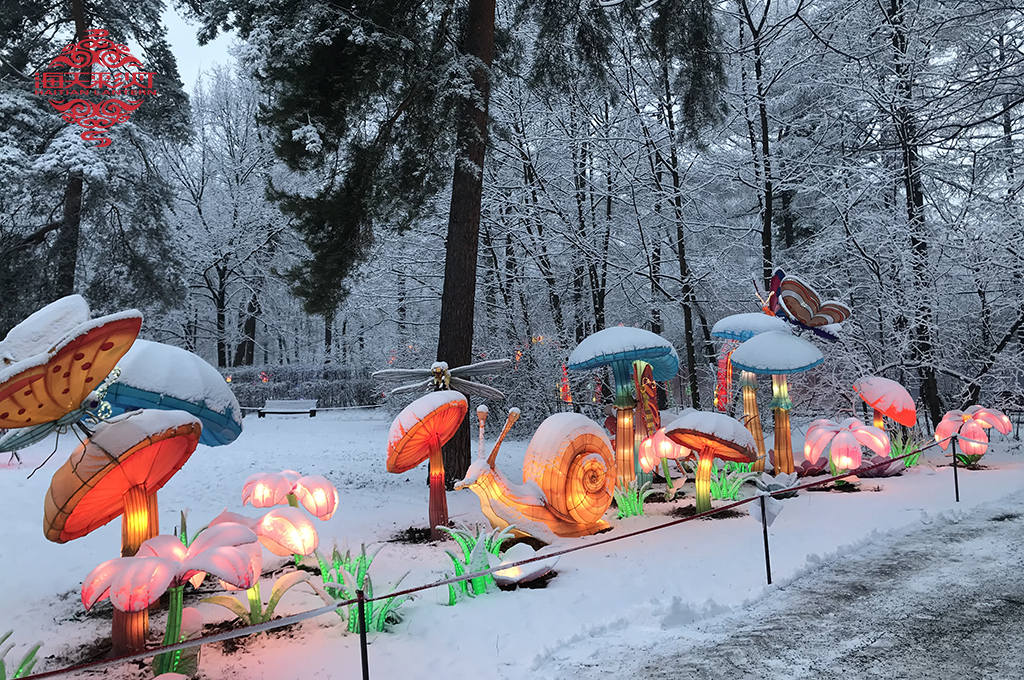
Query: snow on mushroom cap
xmin=729 ymin=331 xmax=823 ymax=375
xmin=664 ymin=410 xmax=757 ymax=461
xmin=567 ymin=327 xmax=679 ymax=380
xmin=104 ymin=339 xmax=243 ymax=446
xmin=853 ymin=376 xmax=917 ymax=427
xmin=387 ymin=390 xmax=468 ymax=473
xmin=711 ymin=313 xmax=790 ymax=342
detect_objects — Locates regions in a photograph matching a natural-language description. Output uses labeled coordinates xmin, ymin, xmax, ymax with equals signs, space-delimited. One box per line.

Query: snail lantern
xmin=567 ymin=327 xmax=679 ymax=491
xmin=456 ymin=408 xmax=615 ymax=541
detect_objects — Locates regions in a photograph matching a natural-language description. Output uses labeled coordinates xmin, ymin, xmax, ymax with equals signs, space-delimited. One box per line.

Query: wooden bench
xmin=257 ymin=399 xmax=318 ymax=418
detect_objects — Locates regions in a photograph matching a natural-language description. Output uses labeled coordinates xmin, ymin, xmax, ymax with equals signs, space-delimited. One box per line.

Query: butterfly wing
xmin=766 ymin=269 xmax=785 ymax=316
xmin=0 ymin=312 xmax=141 ymax=429
xmin=778 ymin=276 xmax=852 ymax=328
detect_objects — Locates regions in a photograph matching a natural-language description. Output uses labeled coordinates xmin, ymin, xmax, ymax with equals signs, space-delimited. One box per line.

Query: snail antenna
xmin=476 ymin=405 xmax=489 ymax=459
xmin=487 ymin=407 xmax=521 ymax=469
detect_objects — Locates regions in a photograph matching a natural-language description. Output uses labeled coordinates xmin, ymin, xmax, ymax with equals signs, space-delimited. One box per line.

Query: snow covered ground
xmin=1 ymin=409 xmax=1021 ymax=679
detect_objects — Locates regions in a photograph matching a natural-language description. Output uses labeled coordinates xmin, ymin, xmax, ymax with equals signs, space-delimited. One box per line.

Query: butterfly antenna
xmin=27 ymin=433 xmax=62 ymax=479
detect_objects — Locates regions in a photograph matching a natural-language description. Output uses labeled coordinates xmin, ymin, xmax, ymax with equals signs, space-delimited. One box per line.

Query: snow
xmin=852 ymin=376 xmax=915 ymax=426
xmin=387 ymin=390 xmax=467 ymax=450
xmin=2 ymin=410 xmax=1023 ymax=680
xmin=88 ymin=410 xmax=203 ymax=459
xmin=104 ymin=339 xmax=243 ymax=446
xmin=109 ymin=340 xmax=239 ymax=417
xmin=0 ymin=295 xmax=89 ymax=364
xmin=567 ymin=326 xmax=679 ymax=380
xmin=710 ymin=312 xmax=790 ymax=342
xmin=663 ymin=410 xmax=757 ymax=452
xmin=729 ymin=330 xmax=824 ymax=375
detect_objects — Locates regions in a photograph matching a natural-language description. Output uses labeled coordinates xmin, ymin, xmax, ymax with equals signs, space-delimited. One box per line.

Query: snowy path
xmin=541 ymin=497 xmax=1024 ymax=680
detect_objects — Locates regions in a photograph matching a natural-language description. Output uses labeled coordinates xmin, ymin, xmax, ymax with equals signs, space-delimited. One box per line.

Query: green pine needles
xmin=614 ymin=480 xmax=656 ymax=518
xmin=439 ymin=524 xmax=514 ymax=605
xmin=0 ymin=632 xmax=40 ymax=680
xmin=317 ymin=546 xmax=409 ymax=633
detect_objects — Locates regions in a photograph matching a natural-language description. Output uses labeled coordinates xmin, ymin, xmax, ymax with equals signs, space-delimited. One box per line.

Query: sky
xmin=161 ymin=4 xmax=236 ymax=92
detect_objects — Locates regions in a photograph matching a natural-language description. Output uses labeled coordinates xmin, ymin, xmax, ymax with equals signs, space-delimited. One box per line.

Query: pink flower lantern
xmin=242 ymin=470 xmax=339 ymax=521
xmin=935 ymin=405 xmax=1012 ymax=459
xmin=804 ymin=418 xmax=890 ymax=471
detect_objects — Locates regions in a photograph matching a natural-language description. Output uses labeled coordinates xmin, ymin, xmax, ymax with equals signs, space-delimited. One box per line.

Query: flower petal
xmin=966 ymin=406 xmax=1013 ymax=435
xmin=935 ymin=412 xmax=963 ymax=449
xmin=256 ymin=507 xmax=319 ymax=556
xmin=82 ymin=558 xmax=132 ymax=610
xmin=850 ymin=422 xmax=890 ymax=457
xmin=829 ymin=430 xmax=862 ymax=470
xmin=137 ymin=535 xmax=188 ymax=562
xmin=958 ymin=420 xmax=989 ymax=456
xmin=184 ymin=544 xmax=260 ymax=590
xmin=108 ymin=557 xmax=177 ymax=611
xmin=241 ymin=472 xmax=295 ymax=508
xmin=294 ymin=475 xmax=339 ymax=521
xmin=188 ymin=523 xmax=258 ymax=557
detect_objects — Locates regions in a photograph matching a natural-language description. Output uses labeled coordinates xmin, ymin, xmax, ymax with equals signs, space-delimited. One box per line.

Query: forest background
xmin=2 ymin=0 xmax=1022 ymax=462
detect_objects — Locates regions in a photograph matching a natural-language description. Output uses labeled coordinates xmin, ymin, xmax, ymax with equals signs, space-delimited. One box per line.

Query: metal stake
xmin=357 ymin=589 xmax=370 ymax=680
xmin=760 ymin=495 xmax=772 ymax=585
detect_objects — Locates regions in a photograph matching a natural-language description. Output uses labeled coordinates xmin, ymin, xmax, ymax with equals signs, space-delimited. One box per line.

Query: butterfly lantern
xmin=0 ymin=296 xmax=141 ymax=460
xmin=761 ymin=269 xmax=852 ymax=341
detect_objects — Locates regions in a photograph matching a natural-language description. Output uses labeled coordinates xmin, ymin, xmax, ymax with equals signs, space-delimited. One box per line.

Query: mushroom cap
xmin=44 ymin=409 xmax=202 ymax=543
xmin=852 ymin=376 xmax=917 ymax=427
xmin=711 ymin=313 xmax=790 ymax=342
xmin=567 ymin=327 xmax=679 ymax=380
xmin=664 ymin=411 xmax=757 ymax=463
xmin=0 ymin=310 xmax=142 ymax=429
xmin=729 ymin=331 xmax=823 ymax=375
xmin=386 ymin=390 xmax=468 ymax=473
xmin=104 ymin=339 xmax=242 ymax=446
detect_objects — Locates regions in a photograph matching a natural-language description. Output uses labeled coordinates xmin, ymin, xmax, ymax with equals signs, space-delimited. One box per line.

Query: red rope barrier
xmin=21 ymin=437 xmax=946 ymax=678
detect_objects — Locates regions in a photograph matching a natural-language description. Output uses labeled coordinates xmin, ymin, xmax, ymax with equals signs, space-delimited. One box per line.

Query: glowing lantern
xmin=730 ymin=332 xmax=823 ymax=475
xmin=255 ymin=507 xmax=319 ymax=556
xmin=935 ymin=405 xmax=1012 ymax=464
xmin=852 ymin=376 xmax=917 ymax=430
xmin=567 ymin=327 xmax=679 ymax=490
xmin=710 ymin=313 xmax=790 ymax=472
xmin=44 ymin=410 xmax=202 ymax=557
xmin=665 ymin=411 xmax=756 ymax=513
xmin=386 ymin=391 xmax=468 ymax=540
xmin=242 ymin=470 xmax=339 ymax=521
xmin=804 ymin=418 xmax=890 ymax=472
xmin=82 ymin=524 xmax=258 ymax=656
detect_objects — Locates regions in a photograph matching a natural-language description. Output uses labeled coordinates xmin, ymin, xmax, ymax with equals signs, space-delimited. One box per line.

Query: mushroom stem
xmin=121 ymin=484 xmax=150 ymax=557
xmin=615 ymin=406 xmax=635 ymax=490
xmin=770 ymin=375 xmax=795 ymax=475
xmin=428 ymin=439 xmax=449 ymax=541
xmin=148 ymin=493 xmax=159 ymax=541
xmin=873 ymin=407 xmax=884 ymax=430
xmin=740 ymin=373 xmax=767 ymax=472
xmin=112 ymin=608 xmax=148 ymax=656
xmin=694 ymin=449 xmax=714 ymax=513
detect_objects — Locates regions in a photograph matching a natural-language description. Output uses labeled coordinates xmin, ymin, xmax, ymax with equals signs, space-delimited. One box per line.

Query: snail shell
xmin=522 ymin=413 xmax=615 ymax=526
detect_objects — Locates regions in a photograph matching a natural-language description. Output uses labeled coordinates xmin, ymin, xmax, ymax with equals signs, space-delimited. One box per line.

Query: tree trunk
xmin=55 ymin=0 xmax=90 ymax=297
xmin=233 ymin=292 xmax=260 ymax=366
xmin=437 ymin=0 xmax=496 ymax=485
